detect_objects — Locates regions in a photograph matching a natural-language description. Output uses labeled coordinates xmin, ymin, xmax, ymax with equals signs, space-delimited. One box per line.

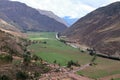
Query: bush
xmin=16 ymin=71 xmax=28 ymax=80
xmin=23 ymin=53 xmax=31 ymax=65
xmin=81 ymin=50 xmax=85 ymax=53
xmin=32 ymin=55 xmax=39 ymax=61
xmin=43 ymin=67 xmax=50 ymax=73
xmin=0 ymin=54 xmax=13 ymax=62
xmin=53 ymin=60 xmax=57 ymax=64
xmin=43 ymin=41 xmax=47 ymax=44
xmin=0 ymin=75 xmax=11 ymax=80
xmin=34 ymin=72 xmax=41 ymax=78
xmin=67 ymin=60 xmax=80 ymax=68
xmin=67 ymin=60 xmax=74 ymax=68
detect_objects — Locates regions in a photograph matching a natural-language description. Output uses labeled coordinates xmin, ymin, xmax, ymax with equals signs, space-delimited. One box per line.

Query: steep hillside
xmin=0 ymin=0 xmax=67 ymax=32
xmin=0 ymin=18 xmax=27 ymax=55
xmin=0 ymin=30 xmax=51 ymax=80
xmin=0 ymin=30 xmax=26 ymax=56
xmin=38 ymin=9 xmax=68 ymax=26
xmin=62 ymin=2 xmax=120 ymax=56
xmin=0 ymin=18 xmax=26 ymax=37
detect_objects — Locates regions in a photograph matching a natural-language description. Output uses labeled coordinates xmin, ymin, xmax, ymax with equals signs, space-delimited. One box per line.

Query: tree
xmin=87 ymin=48 xmax=96 ymax=56
xmin=90 ymin=54 xmax=97 ymax=66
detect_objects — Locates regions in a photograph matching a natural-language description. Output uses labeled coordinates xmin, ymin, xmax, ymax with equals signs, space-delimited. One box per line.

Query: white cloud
xmin=10 ymin=0 xmax=120 ymax=18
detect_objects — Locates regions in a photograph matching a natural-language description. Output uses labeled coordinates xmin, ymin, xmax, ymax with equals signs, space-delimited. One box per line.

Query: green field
xmin=27 ymin=32 xmax=93 ymax=66
xmin=27 ymin=32 xmax=120 ymax=79
xmin=77 ymin=57 xmax=120 ymax=79
xmin=113 ymin=78 xmax=120 ymax=80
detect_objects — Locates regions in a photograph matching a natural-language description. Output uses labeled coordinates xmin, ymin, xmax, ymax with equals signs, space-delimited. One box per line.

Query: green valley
xmin=27 ymin=32 xmax=120 ymax=79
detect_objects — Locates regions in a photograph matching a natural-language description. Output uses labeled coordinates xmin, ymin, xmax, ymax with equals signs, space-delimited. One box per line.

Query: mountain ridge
xmin=38 ymin=9 xmax=68 ymax=26
xmin=62 ymin=1 xmax=120 ymax=56
xmin=0 ymin=0 xmax=67 ymax=32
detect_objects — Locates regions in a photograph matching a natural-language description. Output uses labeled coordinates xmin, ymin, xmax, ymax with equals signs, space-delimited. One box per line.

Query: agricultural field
xmin=27 ymin=32 xmax=120 ymax=79
xmin=77 ymin=57 xmax=120 ymax=79
xmin=27 ymin=32 xmax=93 ymax=66
xmin=113 ymin=78 xmax=120 ymax=80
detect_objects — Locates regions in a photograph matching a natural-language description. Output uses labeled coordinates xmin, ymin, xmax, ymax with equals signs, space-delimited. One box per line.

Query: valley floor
xmin=27 ymin=32 xmax=120 ymax=80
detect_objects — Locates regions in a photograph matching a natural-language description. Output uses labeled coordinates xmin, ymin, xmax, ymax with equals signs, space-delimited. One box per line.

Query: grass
xmin=77 ymin=57 xmax=120 ymax=79
xmin=27 ymin=32 xmax=92 ymax=66
xmin=113 ymin=78 xmax=120 ymax=80
xmin=27 ymin=32 xmax=120 ymax=79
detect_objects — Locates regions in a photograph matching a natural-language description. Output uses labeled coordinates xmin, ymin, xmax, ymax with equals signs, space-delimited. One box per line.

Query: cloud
xmin=10 ymin=0 xmax=120 ymax=18
xmin=79 ymin=0 xmax=119 ymax=7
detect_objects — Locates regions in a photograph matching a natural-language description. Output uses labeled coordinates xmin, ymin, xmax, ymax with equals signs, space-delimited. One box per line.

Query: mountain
xmin=38 ymin=9 xmax=68 ymax=26
xmin=63 ymin=16 xmax=78 ymax=26
xmin=0 ymin=0 xmax=67 ymax=32
xmin=0 ymin=18 xmax=25 ymax=37
xmin=62 ymin=2 xmax=120 ymax=56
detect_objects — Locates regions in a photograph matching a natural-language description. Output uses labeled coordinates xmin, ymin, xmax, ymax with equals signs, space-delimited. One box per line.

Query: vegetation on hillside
xmin=0 ymin=31 xmax=51 ymax=80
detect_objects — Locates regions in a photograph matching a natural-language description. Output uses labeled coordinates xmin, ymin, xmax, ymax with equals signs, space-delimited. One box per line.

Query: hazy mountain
xmin=62 ymin=2 xmax=120 ymax=56
xmin=38 ymin=9 xmax=68 ymax=26
xmin=0 ymin=0 xmax=67 ymax=32
xmin=63 ymin=16 xmax=78 ymax=26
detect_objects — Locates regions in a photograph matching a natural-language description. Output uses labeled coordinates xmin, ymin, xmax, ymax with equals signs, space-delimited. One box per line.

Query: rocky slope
xmin=62 ymin=2 xmax=120 ymax=56
xmin=0 ymin=0 xmax=67 ymax=32
xmin=0 ymin=30 xmax=26 ymax=56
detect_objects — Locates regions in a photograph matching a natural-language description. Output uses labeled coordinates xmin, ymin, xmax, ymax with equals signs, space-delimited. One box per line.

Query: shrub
xmin=67 ymin=60 xmax=80 ymax=68
xmin=34 ymin=72 xmax=41 ymax=78
xmin=16 ymin=71 xmax=28 ymax=80
xmin=23 ymin=53 xmax=31 ymax=65
xmin=43 ymin=41 xmax=47 ymax=44
xmin=53 ymin=60 xmax=57 ymax=64
xmin=0 ymin=54 xmax=13 ymax=62
xmin=67 ymin=60 xmax=74 ymax=68
xmin=43 ymin=67 xmax=50 ymax=73
xmin=32 ymin=54 xmax=39 ymax=61
xmin=0 ymin=75 xmax=11 ymax=80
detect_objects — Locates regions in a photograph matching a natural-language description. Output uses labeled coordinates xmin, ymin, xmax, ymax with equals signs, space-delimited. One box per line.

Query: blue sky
xmin=11 ymin=0 xmax=120 ymax=19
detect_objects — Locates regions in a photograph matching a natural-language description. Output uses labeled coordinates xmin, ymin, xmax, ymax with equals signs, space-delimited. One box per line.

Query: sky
xmin=10 ymin=0 xmax=120 ymax=19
